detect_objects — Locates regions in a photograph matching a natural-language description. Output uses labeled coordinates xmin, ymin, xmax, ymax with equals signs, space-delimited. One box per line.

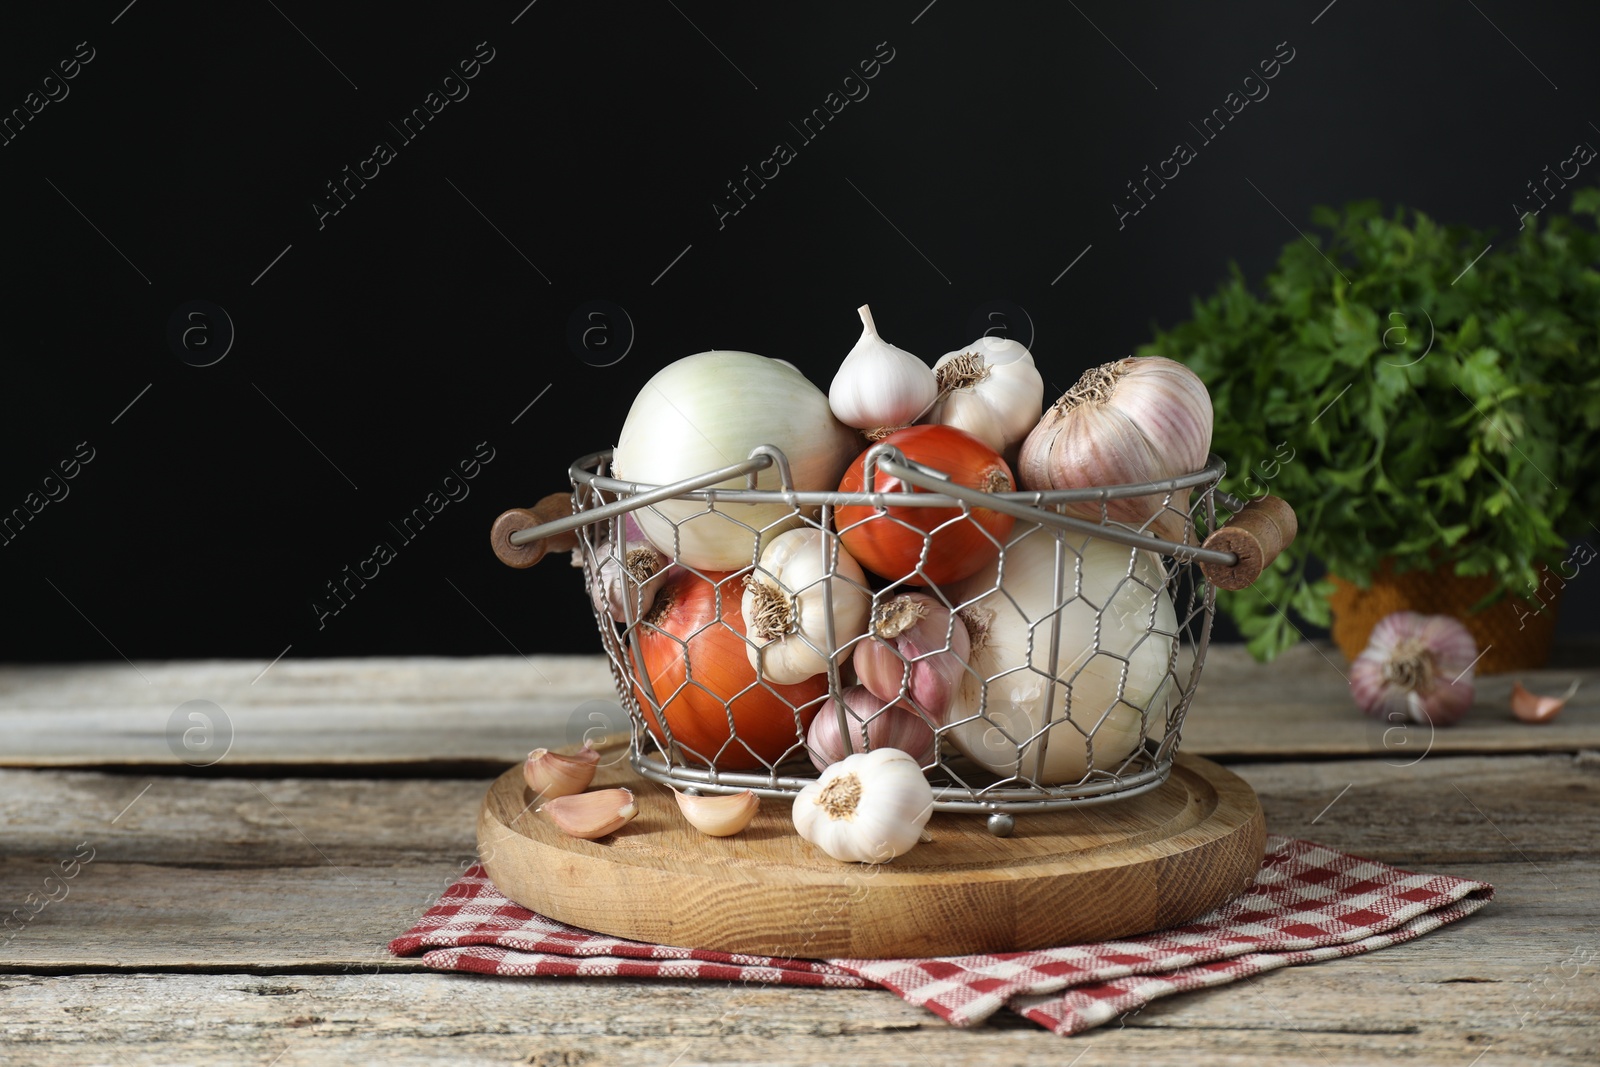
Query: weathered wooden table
xmin=3 ymin=645 xmax=1596 ymax=1064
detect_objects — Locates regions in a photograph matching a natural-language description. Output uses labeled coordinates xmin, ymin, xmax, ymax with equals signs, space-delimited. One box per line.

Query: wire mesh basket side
xmin=567 ymin=449 xmax=1223 ymax=816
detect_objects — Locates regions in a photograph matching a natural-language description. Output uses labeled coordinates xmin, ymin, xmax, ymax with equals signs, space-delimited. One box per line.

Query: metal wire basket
xmin=496 ymin=444 xmax=1291 ymax=835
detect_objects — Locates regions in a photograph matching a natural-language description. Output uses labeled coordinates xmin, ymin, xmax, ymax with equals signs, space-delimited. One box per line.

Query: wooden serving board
xmin=477 ymin=744 xmax=1266 ymax=959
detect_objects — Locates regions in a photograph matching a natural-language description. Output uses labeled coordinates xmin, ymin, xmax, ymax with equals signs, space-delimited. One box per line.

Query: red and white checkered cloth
xmin=389 ymin=835 xmax=1492 ymax=1035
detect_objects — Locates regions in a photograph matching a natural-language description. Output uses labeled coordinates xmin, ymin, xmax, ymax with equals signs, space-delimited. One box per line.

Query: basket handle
xmin=490 ymin=450 xmax=786 ymax=569
xmin=870 ymin=450 xmax=1243 ymax=567
xmin=490 ymin=493 xmax=580 ymax=569
xmin=1197 ymin=495 xmax=1298 ymax=590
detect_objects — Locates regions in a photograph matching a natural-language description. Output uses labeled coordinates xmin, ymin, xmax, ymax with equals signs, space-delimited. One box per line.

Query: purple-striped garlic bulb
xmin=853 ymin=592 xmax=971 ymax=720
xmin=1349 ymin=611 xmax=1477 ymax=726
xmin=807 ymin=685 xmax=938 ymax=771
xmin=587 ymin=514 xmax=668 ymax=623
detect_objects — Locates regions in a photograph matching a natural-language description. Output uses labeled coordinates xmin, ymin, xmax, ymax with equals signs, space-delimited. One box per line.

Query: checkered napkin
xmin=389 ymin=835 xmax=1492 ymax=1035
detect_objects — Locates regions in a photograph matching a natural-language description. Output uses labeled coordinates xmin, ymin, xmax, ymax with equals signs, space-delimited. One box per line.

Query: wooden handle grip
xmin=1199 ymin=495 xmax=1298 ymax=591
xmin=490 ymin=493 xmax=578 ymax=569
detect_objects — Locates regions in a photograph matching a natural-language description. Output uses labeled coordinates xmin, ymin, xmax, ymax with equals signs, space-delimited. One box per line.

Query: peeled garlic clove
xmin=674 ymin=789 xmax=760 ymax=836
xmin=1511 ymin=679 xmax=1579 ymax=724
xmin=1348 ymin=611 xmax=1477 ymax=727
xmin=540 ymin=787 xmax=637 ymax=840
xmin=828 ymin=304 xmax=938 ymax=432
xmin=523 ymin=742 xmax=601 ymax=799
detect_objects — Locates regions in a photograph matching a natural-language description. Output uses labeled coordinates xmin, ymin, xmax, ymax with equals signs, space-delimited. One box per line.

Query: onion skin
xmin=835 ymin=425 xmax=1015 ymax=586
xmin=630 ymin=568 xmax=826 ymax=770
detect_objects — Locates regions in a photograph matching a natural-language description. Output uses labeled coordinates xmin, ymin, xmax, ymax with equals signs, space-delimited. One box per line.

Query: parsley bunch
xmin=1141 ymin=190 xmax=1600 ymax=660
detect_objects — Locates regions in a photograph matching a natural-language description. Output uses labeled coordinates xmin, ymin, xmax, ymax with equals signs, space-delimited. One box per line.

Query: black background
xmin=3 ymin=0 xmax=1595 ymax=664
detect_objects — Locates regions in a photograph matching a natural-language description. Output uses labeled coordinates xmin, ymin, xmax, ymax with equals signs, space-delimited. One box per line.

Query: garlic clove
xmin=1348 ymin=611 xmax=1477 ymax=726
xmin=828 ymin=304 xmax=938 ymax=432
xmin=673 ymin=789 xmax=760 ymax=836
xmin=540 ymin=787 xmax=637 ymax=840
xmin=1511 ymin=679 xmax=1579 ymax=724
xmin=523 ymin=742 xmax=601 ymax=800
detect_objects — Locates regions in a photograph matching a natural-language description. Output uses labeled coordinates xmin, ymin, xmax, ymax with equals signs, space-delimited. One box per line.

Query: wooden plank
xmin=0 ymin=936 xmax=1594 ymax=1067
xmin=3 ymin=648 xmax=1596 ymax=769
xmin=0 ymin=656 xmax=616 ymax=768
xmin=2 ymin=757 xmax=1594 ymax=1062
xmin=1 ymin=755 xmax=1593 ymax=971
xmin=3 ymin=754 xmax=1592 ymax=871
xmin=1185 ymin=641 xmax=1600 ymax=759
xmin=1235 ymin=751 xmax=1600 ymax=865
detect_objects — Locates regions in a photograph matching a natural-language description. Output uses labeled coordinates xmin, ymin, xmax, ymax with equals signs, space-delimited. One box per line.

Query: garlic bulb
xmin=742 ymin=528 xmax=871 ymax=684
xmin=944 ymin=527 xmax=1176 ymax=784
xmin=540 ymin=787 xmax=637 ymax=840
xmin=523 ymin=742 xmax=601 ymax=799
xmin=792 ymin=748 xmax=934 ymax=863
xmin=807 ymin=685 xmax=938 ymax=771
xmin=853 ymin=593 xmax=971 ymax=720
xmin=1349 ymin=612 xmax=1476 ymax=726
xmin=929 ymin=337 xmax=1045 ymax=455
xmin=1018 ymin=356 xmax=1213 ymax=544
xmin=674 ymin=789 xmax=760 ymax=836
xmin=588 ymin=519 xmax=669 ymax=623
xmin=828 ymin=305 xmax=938 ymax=434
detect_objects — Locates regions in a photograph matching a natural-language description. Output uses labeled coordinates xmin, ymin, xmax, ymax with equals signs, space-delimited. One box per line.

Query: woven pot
xmin=1327 ymin=559 xmax=1561 ymax=674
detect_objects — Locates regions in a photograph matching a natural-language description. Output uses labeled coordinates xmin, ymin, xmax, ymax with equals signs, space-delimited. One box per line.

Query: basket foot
xmin=986 ymin=813 xmax=1015 ymax=837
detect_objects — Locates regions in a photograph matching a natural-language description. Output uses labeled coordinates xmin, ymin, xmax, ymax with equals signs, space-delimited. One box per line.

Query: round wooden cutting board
xmin=477 ymin=744 xmax=1266 ymax=959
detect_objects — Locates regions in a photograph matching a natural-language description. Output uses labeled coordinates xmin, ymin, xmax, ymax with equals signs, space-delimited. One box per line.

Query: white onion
xmin=613 ymin=351 xmax=861 ymax=570
xmin=945 ymin=525 xmax=1177 ymax=784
